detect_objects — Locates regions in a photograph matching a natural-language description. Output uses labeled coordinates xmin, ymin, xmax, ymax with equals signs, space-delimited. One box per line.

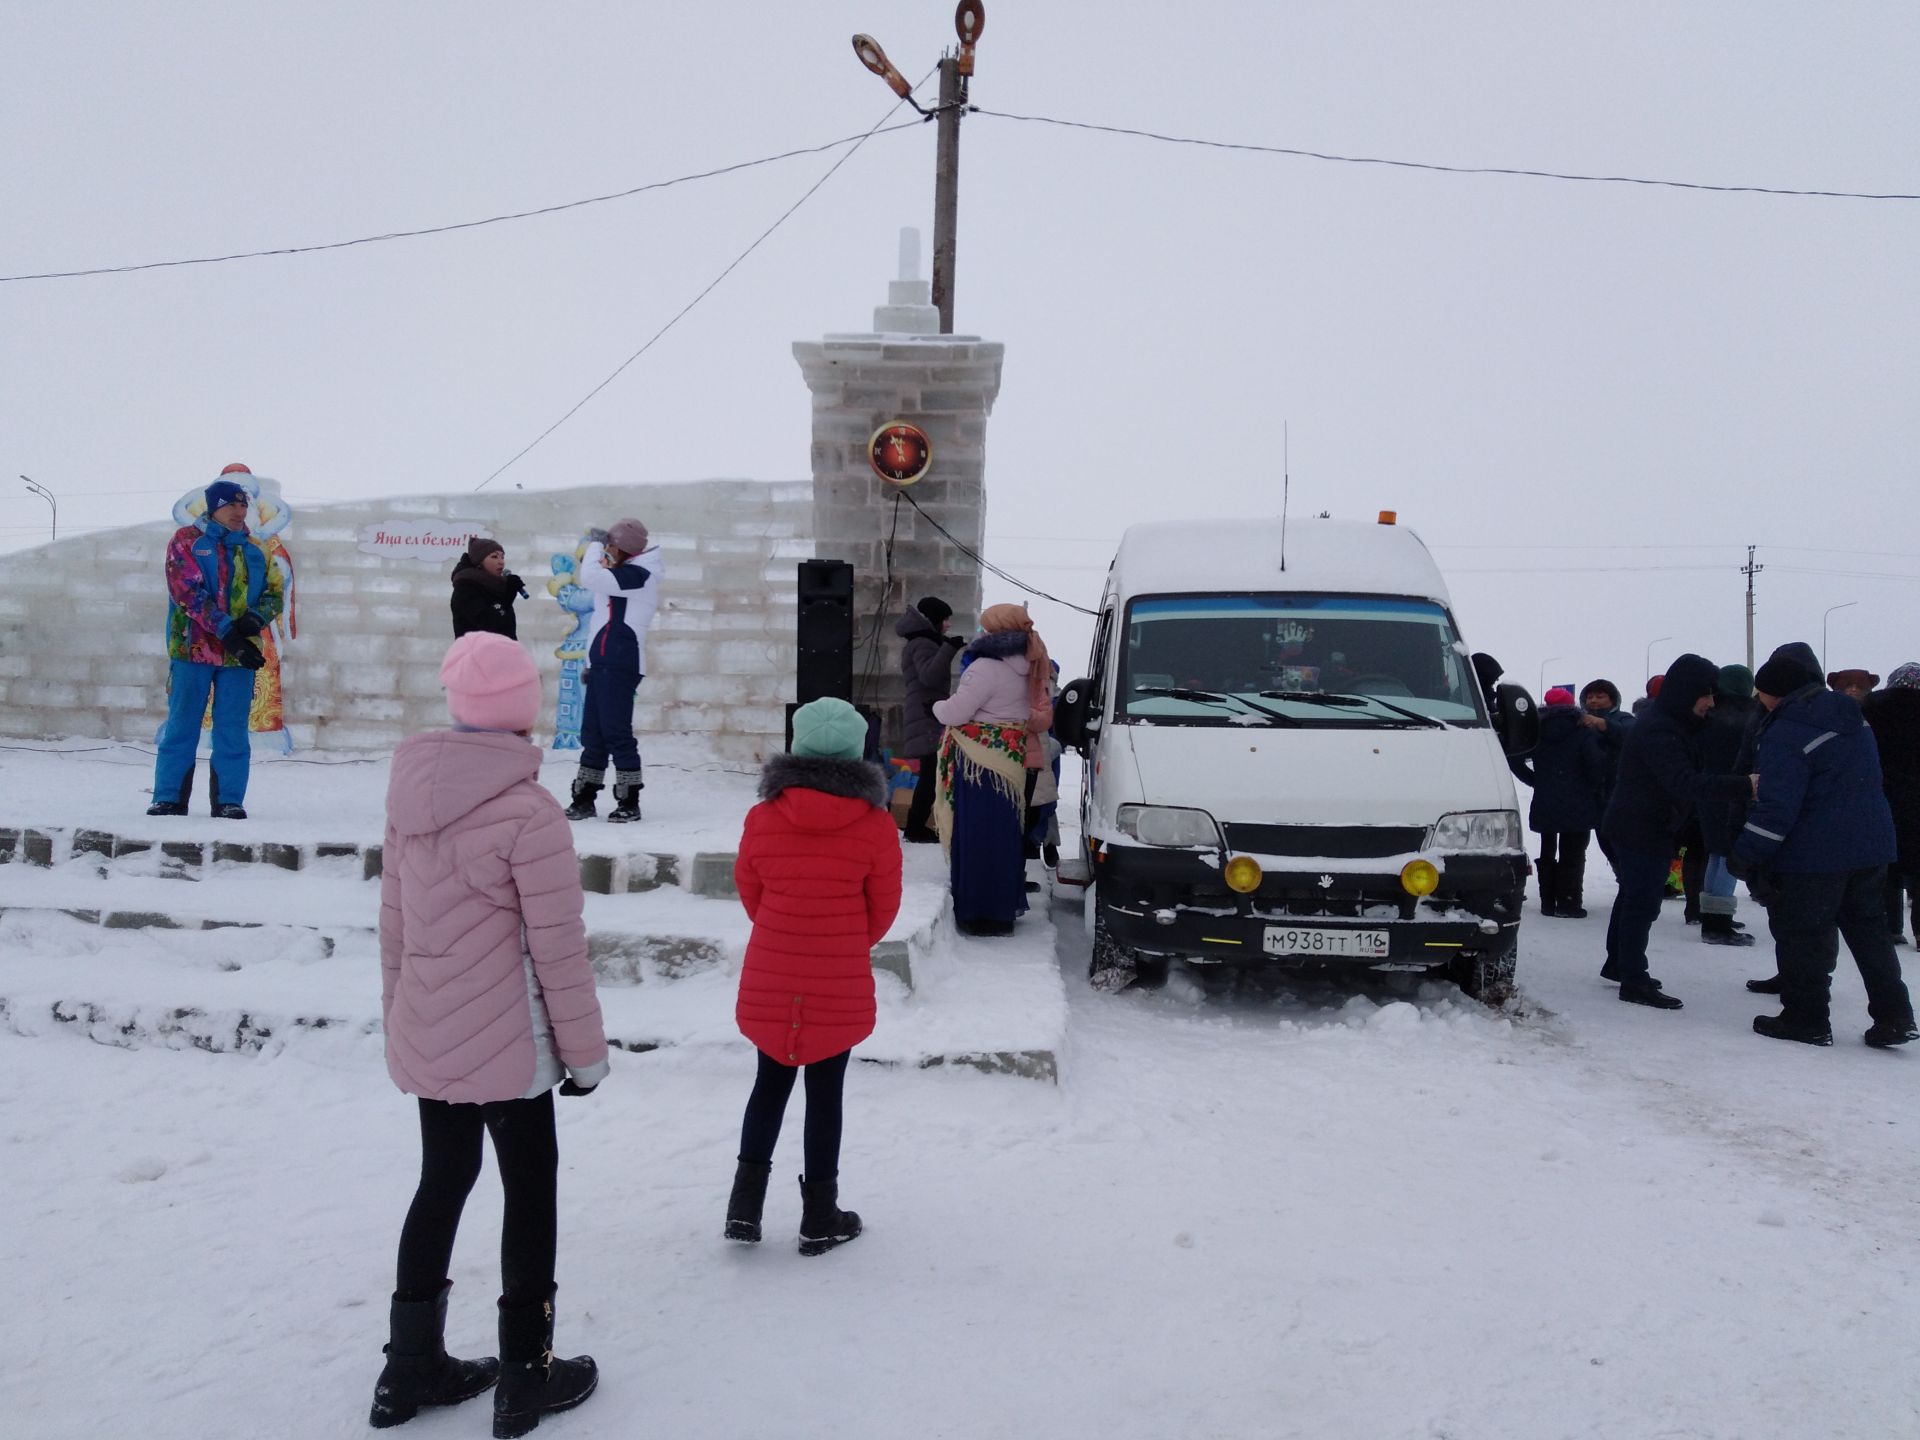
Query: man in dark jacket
xmin=1597 ymin=654 xmax=1752 ymax=1008
xmin=449 ymin=537 xmax=527 ymax=639
xmin=1509 ymin=687 xmax=1606 ymax=917
xmin=1578 ymin=680 xmax=1631 ymax=871
xmin=1693 ymin=663 xmax=1760 ymax=947
xmin=1733 ymin=643 xmax=1917 ymax=1048
xmin=894 ymin=596 xmax=964 ymax=842
xmin=1863 ymin=663 xmax=1920 ymax=945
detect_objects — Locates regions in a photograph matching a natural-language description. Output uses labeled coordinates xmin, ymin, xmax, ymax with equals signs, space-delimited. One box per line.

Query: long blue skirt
xmin=950 ymin=765 xmax=1028 ymax=925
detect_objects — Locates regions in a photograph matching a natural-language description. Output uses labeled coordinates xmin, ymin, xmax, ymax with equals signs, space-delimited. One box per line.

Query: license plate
xmin=1262 ymin=926 xmax=1390 ymax=958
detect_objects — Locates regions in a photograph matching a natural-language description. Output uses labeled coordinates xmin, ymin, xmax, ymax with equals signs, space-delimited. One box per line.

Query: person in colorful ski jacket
xmin=148 ymin=469 xmax=286 ymax=818
xmin=562 ymin=518 xmax=661 ymax=824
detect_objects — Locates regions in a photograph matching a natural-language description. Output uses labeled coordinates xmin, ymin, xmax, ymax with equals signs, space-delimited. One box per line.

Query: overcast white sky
xmin=5 ymin=2 xmax=1917 ymax=695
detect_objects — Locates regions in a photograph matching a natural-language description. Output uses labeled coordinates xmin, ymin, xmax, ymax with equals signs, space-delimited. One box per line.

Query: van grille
xmin=1222 ymin=824 xmax=1427 ymax=859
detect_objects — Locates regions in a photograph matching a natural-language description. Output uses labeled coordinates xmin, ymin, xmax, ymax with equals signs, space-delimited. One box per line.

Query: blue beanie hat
xmin=204 ymin=479 xmax=250 ymax=514
xmin=790 ymin=697 xmax=868 ymax=760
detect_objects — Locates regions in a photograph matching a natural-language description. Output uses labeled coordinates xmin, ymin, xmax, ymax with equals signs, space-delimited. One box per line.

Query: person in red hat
xmin=1508 ymin=686 xmax=1607 ymax=917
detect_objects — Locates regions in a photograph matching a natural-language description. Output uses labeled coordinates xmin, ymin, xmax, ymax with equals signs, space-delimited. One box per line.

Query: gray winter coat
xmin=895 ymin=608 xmax=958 ymax=758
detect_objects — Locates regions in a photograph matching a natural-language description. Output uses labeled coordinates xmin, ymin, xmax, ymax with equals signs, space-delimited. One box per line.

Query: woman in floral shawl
xmin=930 ymin=604 xmax=1053 ymax=935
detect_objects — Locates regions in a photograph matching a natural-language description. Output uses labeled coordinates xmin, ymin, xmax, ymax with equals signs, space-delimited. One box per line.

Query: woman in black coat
xmin=893 ymin=596 xmax=963 ymax=843
xmin=450 ymin=538 xmax=527 ymax=640
xmin=1509 ymin=688 xmax=1607 ymax=917
xmin=1865 ymin=663 xmax=1920 ymax=942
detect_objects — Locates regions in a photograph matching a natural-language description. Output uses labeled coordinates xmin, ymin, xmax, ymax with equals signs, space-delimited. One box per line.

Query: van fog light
xmin=1400 ymin=860 xmax=1440 ymax=897
xmin=1223 ymin=856 xmax=1263 ymax=894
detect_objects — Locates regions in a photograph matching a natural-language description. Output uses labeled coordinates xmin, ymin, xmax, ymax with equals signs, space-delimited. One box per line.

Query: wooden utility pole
xmin=931 ymin=55 xmax=964 ymax=334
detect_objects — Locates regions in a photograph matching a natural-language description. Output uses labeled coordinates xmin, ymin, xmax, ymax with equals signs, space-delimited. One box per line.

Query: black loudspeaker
xmin=796 ymin=559 xmax=854 ymax=704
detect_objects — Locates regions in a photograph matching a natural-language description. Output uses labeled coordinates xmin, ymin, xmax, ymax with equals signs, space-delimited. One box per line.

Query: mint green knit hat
xmin=790 ymin=697 xmax=867 ymax=760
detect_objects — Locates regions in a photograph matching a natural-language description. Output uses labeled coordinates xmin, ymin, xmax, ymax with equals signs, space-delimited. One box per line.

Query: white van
xmin=1053 ymin=514 xmax=1539 ymax=1000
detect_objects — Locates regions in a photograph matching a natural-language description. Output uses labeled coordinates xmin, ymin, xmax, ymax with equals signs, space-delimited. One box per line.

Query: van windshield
xmin=1116 ymin=594 xmax=1487 ymax=728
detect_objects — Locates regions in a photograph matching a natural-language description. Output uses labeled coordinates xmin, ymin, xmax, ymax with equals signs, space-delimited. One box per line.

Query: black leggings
xmin=395 ymin=1092 xmax=558 ymax=1307
xmin=738 ymin=1048 xmax=850 ymax=1181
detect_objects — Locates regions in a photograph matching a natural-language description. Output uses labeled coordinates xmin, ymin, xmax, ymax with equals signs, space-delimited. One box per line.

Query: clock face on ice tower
xmin=867 ymin=422 xmax=932 ymax=486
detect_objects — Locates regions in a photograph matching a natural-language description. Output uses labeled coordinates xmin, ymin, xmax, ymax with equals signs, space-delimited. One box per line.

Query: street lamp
xmin=1644 ymin=635 xmax=1673 ymax=683
xmin=1539 ymin=656 xmax=1561 ymax=695
xmin=1821 ymin=601 xmax=1858 ymax=670
xmin=19 ymin=475 xmax=55 ymax=542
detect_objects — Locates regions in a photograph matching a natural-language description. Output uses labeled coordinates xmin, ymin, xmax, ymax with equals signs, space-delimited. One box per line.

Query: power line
xmin=971 ymin=108 xmax=1920 ymax=202
xmin=900 ymin=490 xmax=1098 ymax=615
xmin=1772 ymin=564 xmax=1920 ymax=583
xmin=474 ymin=82 xmax=932 ymax=492
xmin=0 ymin=124 xmax=926 ymax=284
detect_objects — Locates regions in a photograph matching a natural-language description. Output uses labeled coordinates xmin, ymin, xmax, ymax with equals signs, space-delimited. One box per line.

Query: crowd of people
xmin=1514 ymin=643 xmax=1920 ymax=1048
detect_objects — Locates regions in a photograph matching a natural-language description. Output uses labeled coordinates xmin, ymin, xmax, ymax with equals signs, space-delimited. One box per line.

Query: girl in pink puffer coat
xmin=368 ymin=632 xmax=607 ymax=1437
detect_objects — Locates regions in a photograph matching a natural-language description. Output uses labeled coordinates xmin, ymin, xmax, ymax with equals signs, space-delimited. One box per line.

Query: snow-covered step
xmin=0 ymin=859 xmax=952 ymax=991
xmin=0 ymin=823 xmax=735 ymax=898
xmin=0 ymin=899 xmax=1064 ymax=1081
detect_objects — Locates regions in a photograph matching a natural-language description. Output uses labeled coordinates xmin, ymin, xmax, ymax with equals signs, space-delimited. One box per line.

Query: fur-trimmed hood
xmin=965 ymin=629 xmax=1030 ymax=662
xmin=759 ymin=753 xmax=888 ymax=809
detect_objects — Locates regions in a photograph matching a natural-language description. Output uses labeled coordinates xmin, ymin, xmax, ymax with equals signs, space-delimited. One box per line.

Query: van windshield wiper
xmin=1133 ymin=686 xmax=1300 ymax=726
xmin=1259 ymin=690 xmax=1449 ymax=729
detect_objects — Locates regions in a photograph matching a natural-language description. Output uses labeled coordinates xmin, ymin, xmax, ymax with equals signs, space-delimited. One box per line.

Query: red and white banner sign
xmin=355 ymin=521 xmax=493 ymax=560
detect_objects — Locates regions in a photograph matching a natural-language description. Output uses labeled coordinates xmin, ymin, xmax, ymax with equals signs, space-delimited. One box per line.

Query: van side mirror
xmin=1494 ymin=683 xmax=1540 ymax=757
xmin=1056 ymin=677 xmax=1095 ymax=753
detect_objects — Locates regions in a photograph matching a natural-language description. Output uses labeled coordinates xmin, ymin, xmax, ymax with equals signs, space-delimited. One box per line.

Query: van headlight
xmin=1426 ymin=810 xmax=1522 ymax=851
xmin=1116 ymin=805 xmax=1224 ymax=849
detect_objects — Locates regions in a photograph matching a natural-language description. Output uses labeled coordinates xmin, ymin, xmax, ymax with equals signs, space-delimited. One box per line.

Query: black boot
xmin=1745 ymin=973 xmax=1784 ymax=994
xmin=149 ymin=769 xmax=193 ymax=816
xmin=1620 ymin=979 xmax=1684 ymax=1009
xmin=1535 ymin=856 xmax=1559 ymax=917
xmin=724 ymin=1159 xmax=772 ymax=1243
xmin=368 ymin=1282 xmax=498 ymax=1429
xmin=492 ymin=1290 xmax=598 ymax=1439
xmin=1701 ymin=914 xmax=1756 ymax=946
xmin=563 ymin=773 xmax=602 ymax=822
xmin=1555 ymin=850 xmax=1587 ymax=918
xmin=606 ymin=770 xmax=642 ymax=824
xmin=797 ymin=1174 xmax=862 ymax=1257
xmin=1865 ymin=1019 xmax=1920 ymax=1048
xmin=1753 ymin=1013 xmax=1832 ymax=1046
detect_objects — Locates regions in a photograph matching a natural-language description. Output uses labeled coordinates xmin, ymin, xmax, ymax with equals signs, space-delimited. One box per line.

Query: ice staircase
xmin=0 ymin=822 xmax=1064 ymax=1081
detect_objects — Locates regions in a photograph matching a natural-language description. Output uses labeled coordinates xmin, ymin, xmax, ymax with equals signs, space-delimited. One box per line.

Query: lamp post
xmin=19 ymin=475 xmax=55 ymax=542
xmin=1644 ymin=635 xmax=1673 ymax=684
xmin=853 ymin=1 xmax=985 ymax=334
xmin=1821 ymin=601 xmax=1858 ymax=670
xmin=1539 ymin=656 xmax=1561 ymax=695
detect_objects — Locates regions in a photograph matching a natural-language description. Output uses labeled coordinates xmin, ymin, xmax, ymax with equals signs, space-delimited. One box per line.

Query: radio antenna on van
xmin=1279 ymin=420 xmax=1290 ymax=571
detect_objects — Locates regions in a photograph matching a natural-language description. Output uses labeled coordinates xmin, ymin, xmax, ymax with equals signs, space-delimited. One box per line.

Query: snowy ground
xmin=5 ymin=848 xmax=1919 ymax=1438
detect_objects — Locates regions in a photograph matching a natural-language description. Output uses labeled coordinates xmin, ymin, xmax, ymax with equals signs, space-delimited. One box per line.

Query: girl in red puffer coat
xmin=725 ymin=696 xmax=903 ymax=1255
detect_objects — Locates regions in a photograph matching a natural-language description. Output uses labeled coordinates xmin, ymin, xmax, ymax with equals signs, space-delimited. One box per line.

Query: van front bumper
xmin=1093 ymin=843 xmax=1525 ymax=966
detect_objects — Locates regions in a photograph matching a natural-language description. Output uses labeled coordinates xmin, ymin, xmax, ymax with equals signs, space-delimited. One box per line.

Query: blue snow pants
xmin=153 ymin=660 xmax=257 ymax=808
xmin=578 ymin=667 xmax=642 ymax=778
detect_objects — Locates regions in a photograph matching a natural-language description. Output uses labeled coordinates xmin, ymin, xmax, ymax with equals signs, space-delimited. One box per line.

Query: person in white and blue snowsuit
xmin=563 ymin=518 xmax=662 ymax=824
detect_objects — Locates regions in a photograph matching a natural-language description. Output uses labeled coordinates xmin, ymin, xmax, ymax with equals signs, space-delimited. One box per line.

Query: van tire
xmin=1451 ymin=944 xmax=1518 ymax=1006
xmin=1089 ymin=899 xmax=1140 ymax=992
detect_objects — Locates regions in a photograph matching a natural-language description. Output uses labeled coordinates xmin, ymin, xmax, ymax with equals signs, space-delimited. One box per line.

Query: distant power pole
xmin=1742 ymin=544 xmax=1764 ymax=670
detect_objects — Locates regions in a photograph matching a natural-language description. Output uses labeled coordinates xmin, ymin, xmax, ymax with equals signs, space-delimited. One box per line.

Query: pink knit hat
xmin=440 ymin=633 xmax=542 ymax=732
xmin=1544 ymin=686 xmax=1576 ymax=707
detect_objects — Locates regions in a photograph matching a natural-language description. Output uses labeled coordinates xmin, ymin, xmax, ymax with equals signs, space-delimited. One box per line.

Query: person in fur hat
xmin=724 ymin=697 xmax=902 ymax=1256
xmin=449 ymin=537 xmax=527 ymax=640
xmin=1827 ymin=668 xmax=1880 ymax=702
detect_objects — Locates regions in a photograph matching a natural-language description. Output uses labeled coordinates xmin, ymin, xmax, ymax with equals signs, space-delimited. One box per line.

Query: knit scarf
xmin=932 ymin=721 xmax=1028 ymax=857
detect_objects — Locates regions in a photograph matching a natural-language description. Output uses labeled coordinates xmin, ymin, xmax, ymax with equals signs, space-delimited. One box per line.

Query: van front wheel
xmin=1451 ymin=942 xmax=1518 ymax=1007
xmin=1089 ymin=899 xmax=1141 ymax=993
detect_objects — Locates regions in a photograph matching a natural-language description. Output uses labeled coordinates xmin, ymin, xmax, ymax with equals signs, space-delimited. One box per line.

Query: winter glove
xmin=558 ymin=1076 xmax=597 ymax=1097
xmin=1725 ymin=854 xmax=1753 ymax=883
xmin=506 ymin=572 xmax=529 ymax=599
xmin=221 ymin=632 xmax=266 ymax=670
xmin=228 ymin=612 xmax=265 ymax=639
xmin=586 ymin=528 xmax=611 ymax=544
xmin=1745 ymin=870 xmax=1782 ymax=910
xmin=944 ymin=634 xmax=967 ymax=649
